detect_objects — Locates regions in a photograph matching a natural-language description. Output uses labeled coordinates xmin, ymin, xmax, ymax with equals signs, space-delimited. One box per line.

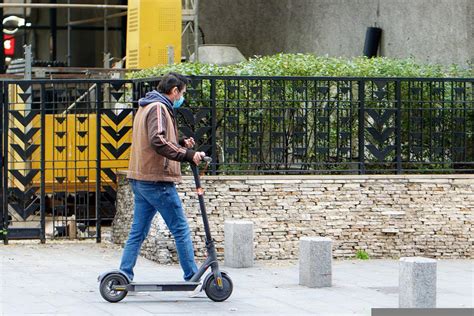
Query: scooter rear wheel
xmin=204 ymin=272 xmax=233 ymax=302
xmin=99 ymin=273 xmax=129 ymax=303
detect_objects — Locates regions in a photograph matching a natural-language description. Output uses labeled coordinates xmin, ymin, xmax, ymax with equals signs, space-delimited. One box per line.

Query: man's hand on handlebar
xmin=192 ymin=151 xmax=206 ymax=165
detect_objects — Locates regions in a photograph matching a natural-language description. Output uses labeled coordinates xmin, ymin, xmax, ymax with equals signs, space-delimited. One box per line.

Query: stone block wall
xmin=112 ymin=174 xmax=473 ymax=264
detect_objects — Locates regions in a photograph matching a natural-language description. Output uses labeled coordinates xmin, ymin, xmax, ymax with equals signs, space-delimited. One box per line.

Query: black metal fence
xmin=1 ymin=76 xmax=472 ymax=242
xmin=137 ymin=76 xmax=474 ymax=175
xmin=1 ymin=79 xmax=135 ymax=243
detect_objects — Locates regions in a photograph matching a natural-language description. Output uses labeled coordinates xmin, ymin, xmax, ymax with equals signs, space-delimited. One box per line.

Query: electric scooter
xmin=98 ymin=157 xmax=233 ymax=303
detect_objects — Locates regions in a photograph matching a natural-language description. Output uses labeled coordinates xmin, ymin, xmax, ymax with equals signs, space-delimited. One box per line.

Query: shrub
xmin=129 ymin=54 xmax=472 ymax=79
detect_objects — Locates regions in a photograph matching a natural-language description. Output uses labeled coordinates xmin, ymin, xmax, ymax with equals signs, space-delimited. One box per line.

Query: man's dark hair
xmin=157 ymin=72 xmax=190 ymax=94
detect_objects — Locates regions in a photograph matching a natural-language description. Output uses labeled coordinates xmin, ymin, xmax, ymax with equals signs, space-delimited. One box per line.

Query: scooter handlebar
xmin=191 ymin=156 xmax=212 ymax=168
xmin=191 ymin=156 xmax=211 ymax=185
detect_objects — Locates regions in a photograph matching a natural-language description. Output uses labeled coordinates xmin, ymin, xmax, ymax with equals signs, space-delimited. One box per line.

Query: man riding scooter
xmin=121 ymin=72 xmax=205 ymax=293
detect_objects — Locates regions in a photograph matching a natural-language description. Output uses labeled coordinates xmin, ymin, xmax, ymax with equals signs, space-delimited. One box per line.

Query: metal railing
xmin=1 ymin=79 xmax=135 ymax=242
xmin=1 ymin=75 xmax=472 ymax=242
xmin=136 ymin=76 xmax=474 ymax=175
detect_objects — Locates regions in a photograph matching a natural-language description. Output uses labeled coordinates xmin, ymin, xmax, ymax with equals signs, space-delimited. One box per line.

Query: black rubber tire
xmin=204 ymin=272 xmax=233 ymax=302
xmin=99 ymin=273 xmax=129 ymax=303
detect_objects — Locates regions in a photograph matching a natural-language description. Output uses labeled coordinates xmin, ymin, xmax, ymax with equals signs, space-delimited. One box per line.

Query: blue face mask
xmin=173 ymin=96 xmax=185 ymax=108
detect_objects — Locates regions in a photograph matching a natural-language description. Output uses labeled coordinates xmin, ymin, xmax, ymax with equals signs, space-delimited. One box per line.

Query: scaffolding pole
xmin=182 ymin=0 xmax=199 ymax=62
xmin=2 ymin=1 xmax=200 ymax=66
xmin=0 ymin=3 xmax=127 ymax=10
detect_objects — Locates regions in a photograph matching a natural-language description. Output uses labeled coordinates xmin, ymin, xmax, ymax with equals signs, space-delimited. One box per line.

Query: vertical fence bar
xmin=395 ymin=80 xmax=402 ymax=174
xmin=2 ymin=83 xmax=8 ymax=244
xmin=0 ymin=82 xmax=4 ymax=243
xmin=210 ymin=78 xmax=217 ymax=175
xmin=463 ymin=81 xmax=467 ymax=163
xmin=95 ymin=83 xmax=102 ymax=243
xmin=132 ymin=81 xmax=138 ymax=105
xmin=40 ymin=83 xmax=46 ymax=243
xmin=358 ymin=80 xmax=366 ymax=174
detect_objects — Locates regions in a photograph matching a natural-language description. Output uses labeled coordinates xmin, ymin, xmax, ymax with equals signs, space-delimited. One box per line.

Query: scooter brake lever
xmin=200 ymin=156 xmax=212 ymax=175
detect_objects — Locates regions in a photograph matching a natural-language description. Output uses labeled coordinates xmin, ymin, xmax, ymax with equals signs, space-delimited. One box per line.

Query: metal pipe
xmin=16 ymin=25 xmax=122 ymax=31
xmin=104 ymin=0 xmax=108 ymax=56
xmin=95 ymin=83 xmax=102 ymax=243
xmin=50 ymin=0 xmax=57 ymax=61
xmin=0 ymin=3 xmax=127 ymax=9
xmin=68 ymin=12 xmax=126 ymax=26
xmin=120 ymin=0 xmax=127 ymax=58
xmin=67 ymin=0 xmax=71 ymax=66
xmin=64 ymin=83 xmax=97 ymax=114
xmin=2 ymin=83 xmax=9 ymax=245
xmin=194 ymin=0 xmax=199 ymax=62
xmin=39 ymin=83 xmax=46 ymax=244
xmin=0 ymin=5 xmax=5 ymax=73
xmin=22 ymin=4 xmax=26 ymax=46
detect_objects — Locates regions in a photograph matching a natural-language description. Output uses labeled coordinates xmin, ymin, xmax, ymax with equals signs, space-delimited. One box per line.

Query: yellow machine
xmin=126 ymin=0 xmax=182 ymax=68
xmin=7 ymin=0 xmax=186 ymax=194
xmin=7 ymin=84 xmax=132 ymax=193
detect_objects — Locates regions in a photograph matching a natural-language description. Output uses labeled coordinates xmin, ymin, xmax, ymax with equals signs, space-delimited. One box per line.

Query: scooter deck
xmin=114 ymin=281 xmax=201 ymax=292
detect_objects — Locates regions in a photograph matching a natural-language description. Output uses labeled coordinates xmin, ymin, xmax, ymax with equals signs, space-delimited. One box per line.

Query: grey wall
xmin=199 ymin=0 xmax=473 ymax=66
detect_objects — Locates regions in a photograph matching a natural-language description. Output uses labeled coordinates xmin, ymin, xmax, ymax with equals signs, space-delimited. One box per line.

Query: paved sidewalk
xmin=0 ymin=241 xmax=472 ymax=315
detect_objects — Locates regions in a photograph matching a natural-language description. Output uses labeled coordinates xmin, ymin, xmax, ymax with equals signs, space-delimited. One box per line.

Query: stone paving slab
xmin=0 ymin=241 xmax=472 ymax=315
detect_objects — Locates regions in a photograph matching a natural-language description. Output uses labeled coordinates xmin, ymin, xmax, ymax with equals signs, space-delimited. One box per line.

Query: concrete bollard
xmin=224 ymin=220 xmax=254 ymax=268
xmin=299 ymin=237 xmax=332 ymax=288
xmin=399 ymin=257 xmax=437 ymax=308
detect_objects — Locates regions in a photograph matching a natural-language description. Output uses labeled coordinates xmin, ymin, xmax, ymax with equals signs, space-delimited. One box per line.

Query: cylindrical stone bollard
xmin=299 ymin=237 xmax=332 ymax=288
xmin=399 ymin=257 xmax=437 ymax=308
xmin=224 ymin=220 xmax=254 ymax=268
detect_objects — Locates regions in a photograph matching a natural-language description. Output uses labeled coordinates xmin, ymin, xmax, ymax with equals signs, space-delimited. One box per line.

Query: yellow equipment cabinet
xmin=7 ymin=85 xmax=132 ymax=194
xmin=126 ymin=0 xmax=182 ymax=68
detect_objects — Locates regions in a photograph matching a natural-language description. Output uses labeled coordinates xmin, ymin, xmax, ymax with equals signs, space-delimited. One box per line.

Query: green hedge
xmin=129 ymin=54 xmax=472 ymax=79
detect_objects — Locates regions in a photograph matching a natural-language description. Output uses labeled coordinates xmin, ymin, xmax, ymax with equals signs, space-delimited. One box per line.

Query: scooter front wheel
xmin=204 ymin=272 xmax=233 ymax=302
xmin=99 ymin=273 xmax=129 ymax=303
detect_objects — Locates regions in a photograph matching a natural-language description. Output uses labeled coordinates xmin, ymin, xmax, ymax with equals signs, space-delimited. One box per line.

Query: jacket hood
xmin=138 ymin=90 xmax=173 ymax=111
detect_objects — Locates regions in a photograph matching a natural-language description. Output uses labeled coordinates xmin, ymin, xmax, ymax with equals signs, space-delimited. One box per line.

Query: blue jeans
xmin=119 ymin=180 xmax=198 ymax=281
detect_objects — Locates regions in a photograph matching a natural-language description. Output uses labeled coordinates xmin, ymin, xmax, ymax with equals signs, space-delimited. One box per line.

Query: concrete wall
xmin=199 ymin=0 xmax=473 ymax=66
xmin=112 ymin=174 xmax=473 ymax=264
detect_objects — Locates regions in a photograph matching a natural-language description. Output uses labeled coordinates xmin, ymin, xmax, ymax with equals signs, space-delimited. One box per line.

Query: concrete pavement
xmin=0 ymin=241 xmax=472 ymax=315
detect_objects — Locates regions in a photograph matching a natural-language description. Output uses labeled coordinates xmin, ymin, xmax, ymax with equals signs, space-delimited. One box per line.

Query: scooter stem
xmin=191 ymin=157 xmax=213 ymax=245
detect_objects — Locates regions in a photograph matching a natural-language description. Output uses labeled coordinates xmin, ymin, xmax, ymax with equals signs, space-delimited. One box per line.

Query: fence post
xmin=3 ymin=83 xmax=8 ymax=245
xmin=96 ymin=83 xmax=102 ymax=243
xmin=358 ymin=80 xmax=365 ymax=174
xmin=40 ymin=83 xmax=46 ymax=243
xmin=0 ymin=82 xmax=3 ymax=244
xmin=396 ymin=80 xmax=402 ymax=174
xmin=210 ymin=78 xmax=217 ymax=175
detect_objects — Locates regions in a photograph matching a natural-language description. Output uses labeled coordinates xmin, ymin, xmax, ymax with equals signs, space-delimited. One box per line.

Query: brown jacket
xmin=127 ymin=101 xmax=195 ymax=183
